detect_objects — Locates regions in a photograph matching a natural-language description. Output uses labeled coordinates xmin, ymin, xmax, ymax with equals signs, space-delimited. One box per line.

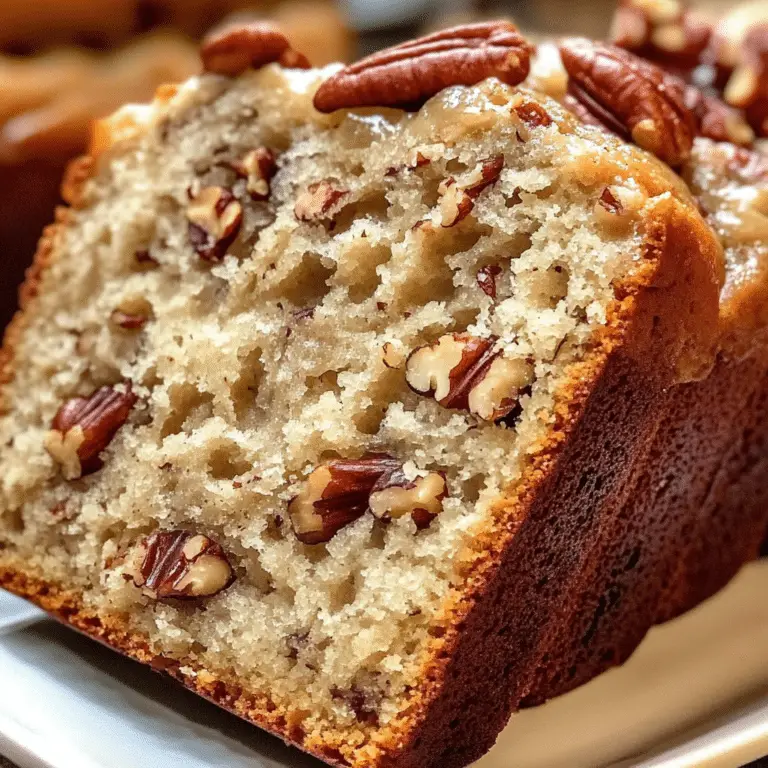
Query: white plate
xmin=1 ymin=562 xmax=767 ymax=768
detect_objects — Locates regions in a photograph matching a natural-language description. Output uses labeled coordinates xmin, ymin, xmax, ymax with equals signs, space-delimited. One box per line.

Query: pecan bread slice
xmin=0 ymin=20 xmax=751 ymax=768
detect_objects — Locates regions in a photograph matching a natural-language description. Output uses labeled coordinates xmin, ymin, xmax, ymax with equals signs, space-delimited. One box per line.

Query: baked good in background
xmin=0 ymin=8 xmax=766 ymax=766
xmin=0 ymin=0 xmax=322 ymax=53
xmin=0 ymin=1 xmax=352 ymax=330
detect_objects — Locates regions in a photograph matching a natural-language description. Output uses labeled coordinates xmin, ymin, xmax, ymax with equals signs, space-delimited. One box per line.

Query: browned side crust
xmin=513 ymin=186 xmax=768 ymax=711
xmin=367 ymin=194 xmax=724 ymax=767
xmin=0 ymin=158 xmax=725 ymax=766
xmin=517 ymin=347 xmax=768 ymax=710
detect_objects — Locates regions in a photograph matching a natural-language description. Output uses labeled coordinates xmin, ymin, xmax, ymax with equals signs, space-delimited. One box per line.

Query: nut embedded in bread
xmin=1 ymin=18 xmax=765 ymax=768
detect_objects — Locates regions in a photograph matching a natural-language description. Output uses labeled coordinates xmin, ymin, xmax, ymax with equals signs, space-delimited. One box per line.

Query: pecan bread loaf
xmin=1 ymin=18 xmax=762 ymax=768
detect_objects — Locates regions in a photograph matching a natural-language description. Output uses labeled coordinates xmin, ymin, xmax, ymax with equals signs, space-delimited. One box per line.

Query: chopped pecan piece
xmin=594 ymin=185 xmax=647 ymax=231
xmin=294 ymin=181 xmax=349 ymax=223
xmin=110 ymin=309 xmax=148 ymax=330
xmin=514 ymin=101 xmax=553 ymax=128
xmin=476 ymin=264 xmax=502 ymax=299
xmin=44 ymin=383 xmax=137 ymax=479
xmin=201 ymin=21 xmax=310 ymax=76
xmin=186 ymin=186 xmax=243 ymax=261
xmin=405 ymin=333 xmax=533 ymax=421
xmin=330 ymin=686 xmax=379 ymax=725
xmin=559 ymin=38 xmax=696 ymax=165
xmin=598 ymin=187 xmax=624 ymax=215
xmin=232 ymin=147 xmax=277 ymax=200
xmin=313 ymin=21 xmax=533 ymax=113
xmin=382 ymin=342 xmax=405 ymax=369
xmin=610 ymin=0 xmax=712 ymax=74
xmin=710 ymin=4 xmax=768 ymax=88
xmin=369 ymin=468 xmax=447 ymax=529
xmin=439 ymin=155 xmax=504 ymax=227
xmin=289 ymin=455 xmax=400 ymax=544
xmin=132 ymin=530 xmax=234 ymax=599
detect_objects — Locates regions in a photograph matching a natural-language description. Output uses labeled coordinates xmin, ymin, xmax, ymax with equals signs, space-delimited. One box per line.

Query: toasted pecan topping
xmin=684 ymin=84 xmax=755 ymax=146
xmin=559 ymin=38 xmax=696 ymax=165
xmin=201 ymin=21 xmax=310 ymax=76
xmin=313 ymin=21 xmax=533 ymax=113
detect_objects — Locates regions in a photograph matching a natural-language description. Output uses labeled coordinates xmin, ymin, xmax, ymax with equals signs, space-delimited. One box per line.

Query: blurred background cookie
xmin=0 ymin=1 xmax=352 ymax=328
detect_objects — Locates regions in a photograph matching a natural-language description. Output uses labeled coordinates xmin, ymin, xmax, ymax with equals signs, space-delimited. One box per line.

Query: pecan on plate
xmin=201 ymin=21 xmax=310 ymax=76
xmin=132 ymin=530 xmax=234 ymax=599
xmin=559 ymin=38 xmax=696 ymax=166
xmin=313 ymin=21 xmax=533 ymax=113
xmin=44 ymin=383 xmax=137 ymax=479
xmin=289 ymin=454 xmax=400 ymax=544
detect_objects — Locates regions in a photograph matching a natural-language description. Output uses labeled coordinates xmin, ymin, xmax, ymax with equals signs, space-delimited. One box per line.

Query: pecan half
xmin=559 ymin=38 xmax=696 ymax=165
xmin=201 ymin=21 xmax=310 ymax=76
xmin=132 ymin=530 xmax=234 ymax=599
xmin=724 ymin=25 xmax=768 ymax=137
xmin=313 ymin=21 xmax=533 ymax=113
xmin=369 ymin=468 xmax=447 ymax=529
xmin=294 ymin=181 xmax=349 ymax=223
xmin=405 ymin=333 xmax=533 ymax=421
xmin=476 ymin=264 xmax=502 ymax=299
xmin=186 ymin=186 xmax=243 ymax=261
xmin=44 ymin=383 xmax=137 ymax=479
xmin=231 ymin=148 xmax=277 ymax=201
xmin=289 ymin=455 xmax=400 ymax=544
xmin=610 ymin=0 xmax=712 ymax=74
xmin=439 ymin=155 xmax=504 ymax=227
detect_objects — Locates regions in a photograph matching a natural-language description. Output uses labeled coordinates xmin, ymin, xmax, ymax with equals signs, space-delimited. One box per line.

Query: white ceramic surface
xmin=1 ymin=562 xmax=767 ymax=768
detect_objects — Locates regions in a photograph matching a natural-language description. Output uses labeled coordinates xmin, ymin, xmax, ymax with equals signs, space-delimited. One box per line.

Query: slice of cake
xmin=0 ymin=19 xmax=758 ymax=768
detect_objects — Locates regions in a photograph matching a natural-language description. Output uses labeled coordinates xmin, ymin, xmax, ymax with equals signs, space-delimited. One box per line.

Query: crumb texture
xmin=0 ymin=67 xmax=691 ymax=747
